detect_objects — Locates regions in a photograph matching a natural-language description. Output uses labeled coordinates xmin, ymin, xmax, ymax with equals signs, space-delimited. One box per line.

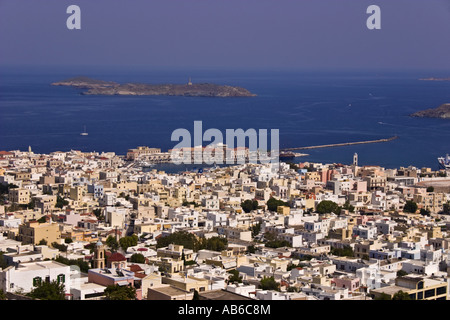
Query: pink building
xmin=88 ymin=268 xmax=143 ymax=300
xmin=333 ymin=277 xmax=360 ymax=292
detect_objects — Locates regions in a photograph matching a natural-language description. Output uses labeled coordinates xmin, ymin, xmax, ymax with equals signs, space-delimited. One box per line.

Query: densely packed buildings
xmin=0 ymin=146 xmax=449 ymax=300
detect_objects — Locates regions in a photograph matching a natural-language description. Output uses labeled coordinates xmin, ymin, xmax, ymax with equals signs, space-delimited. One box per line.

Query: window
xmin=417 ymin=292 xmax=423 ymax=299
xmin=436 ymin=286 xmax=446 ymax=296
xmin=33 ymin=276 xmax=42 ymax=287
xmin=417 ymin=281 xmax=424 ymax=290
xmin=57 ymin=274 xmax=65 ymax=284
xmin=45 ymin=276 xmax=50 ymax=283
xmin=424 ymin=289 xmax=435 ymax=299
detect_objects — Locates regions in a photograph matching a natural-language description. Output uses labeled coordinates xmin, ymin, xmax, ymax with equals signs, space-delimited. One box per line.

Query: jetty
xmin=280 ymin=136 xmax=398 ymax=152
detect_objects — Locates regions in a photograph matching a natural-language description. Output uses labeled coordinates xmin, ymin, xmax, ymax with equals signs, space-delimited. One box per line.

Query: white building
xmin=0 ymin=260 xmax=71 ymax=295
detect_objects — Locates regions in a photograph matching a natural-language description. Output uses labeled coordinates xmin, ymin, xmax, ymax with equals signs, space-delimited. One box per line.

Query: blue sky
xmin=1 ymin=0 xmax=450 ymax=70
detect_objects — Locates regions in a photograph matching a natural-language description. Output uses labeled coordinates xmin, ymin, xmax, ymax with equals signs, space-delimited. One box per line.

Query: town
xmin=0 ymin=145 xmax=449 ymax=301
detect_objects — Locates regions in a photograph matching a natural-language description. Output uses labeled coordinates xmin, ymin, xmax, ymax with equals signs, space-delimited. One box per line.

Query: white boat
xmin=80 ymin=126 xmax=88 ymax=136
xmin=438 ymin=154 xmax=450 ymax=169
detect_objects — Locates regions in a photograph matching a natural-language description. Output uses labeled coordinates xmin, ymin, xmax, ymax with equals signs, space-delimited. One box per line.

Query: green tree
xmin=119 ymin=234 xmax=138 ymax=251
xmin=266 ymin=197 xmax=289 ymax=212
xmin=38 ymin=239 xmax=47 ymax=246
xmin=106 ymin=235 xmax=119 ymax=252
xmin=227 ymin=269 xmax=243 ymax=284
xmin=343 ymin=201 xmax=355 ymax=213
xmin=330 ymin=246 xmax=354 ymax=257
xmin=250 ymin=222 xmax=261 ymax=238
xmin=426 ymin=186 xmax=434 ymax=192
xmin=375 ymin=293 xmax=392 ymax=300
xmin=403 ymin=200 xmax=418 ymax=213
xmin=396 ymin=270 xmax=408 ymax=277
xmin=392 ymin=290 xmax=412 ymax=300
xmin=259 ymin=276 xmax=280 ymax=291
xmin=93 ymin=208 xmax=104 ymax=221
xmin=241 ymin=199 xmax=259 ymax=213
xmin=37 ymin=216 xmax=47 ymax=224
xmin=55 ymin=256 xmax=90 ymax=273
xmin=27 ymin=280 xmax=66 ymax=300
xmin=55 ymin=195 xmax=69 ymax=209
xmin=0 ymin=289 xmax=6 ymax=300
xmin=104 ymin=284 xmax=136 ymax=300
xmin=247 ymin=245 xmax=257 ymax=254
xmin=156 ymin=231 xmax=198 ymax=250
xmin=419 ymin=208 xmax=430 ymax=216
xmin=192 ymin=289 xmax=200 ymax=300
xmin=130 ymin=253 xmax=146 ymax=264
xmin=51 ymin=242 xmax=67 ymax=252
xmin=442 ymin=202 xmax=450 ymax=215
xmin=64 ymin=238 xmax=73 ymax=244
xmin=316 ymin=200 xmax=340 ymax=214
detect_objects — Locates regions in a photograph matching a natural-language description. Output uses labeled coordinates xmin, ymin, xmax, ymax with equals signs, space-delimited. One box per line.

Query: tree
xmin=392 ymin=290 xmax=412 ymax=300
xmin=55 ymin=195 xmax=69 ymax=209
xmin=106 ymin=235 xmax=119 ymax=252
xmin=403 ymin=200 xmax=418 ymax=214
xmin=37 ymin=216 xmax=47 ymax=224
xmin=442 ymin=202 xmax=450 ymax=215
xmin=0 ymin=252 xmax=8 ymax=269
xmin=93 ymin=208 xmax=104 ymax=221
xmin=331 ymin=246 xmax=354 ymax=257
xmin=266 ymin=197 xmax=289 ymax=212
xmin=130 ymin=253 xmax=146 ymax=264
xmin=64 ymin=238 xmax=73 ymax=244
xmin=426 ymin=186 xmax=434 ymax=192
xmin=375 ymin=293 xmax=392 ymax=300
xmin=51 ymin=242 xmax=67 ymax=252
xmin=241 ymin=199 xmax=259 ymax=213
xmin=104 ymin=284 xmax=136 ymax=300
xmin=250 ymin=222 xmax=261 ymax=238
xmin=343 ymin=201 xmax=355 ymax=213
xmin=396 ymin=270 xmax=408 ymax=277
xmin=0 ymin=289 xmax=6 ymax=300
xmin=192 ymin=289 xmax=200 ymax=300
xmin=55 ymin=256 xmax=90 ymax=273
xmin=259 ymin=276 xmax=280 ymax=291
xmin=316 ymin=200 xmax=340 ymax=214
xmin=247 ymin=245 xmax=257 ymax=254
xmin=27 ymin=280 xmax=66 ymax=300
xmin=119 ymin=234 xmax=138 ymax=251
xmin=227 ymin=270 xmax=243 ymax=284
xmin=419 ymin=208 xmax=430 ymax=216
xmin=38 ymin=239 xmax=47 ymax=246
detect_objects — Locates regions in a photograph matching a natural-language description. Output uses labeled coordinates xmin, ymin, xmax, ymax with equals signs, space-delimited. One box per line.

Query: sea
xmin=0 ymin=66 xmax=449 ymax=173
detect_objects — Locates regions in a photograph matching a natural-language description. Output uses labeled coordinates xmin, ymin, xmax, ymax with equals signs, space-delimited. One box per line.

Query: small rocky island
xmin=52 ymin=76 xmax=256 ymax=97
xmin=410 ymin=103 xmax=450 ymax=119
xmin=418 ymin=77 xmax=450 ymax=81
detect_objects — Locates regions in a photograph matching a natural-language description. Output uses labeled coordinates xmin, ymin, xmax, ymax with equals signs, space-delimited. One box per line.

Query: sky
xmin=1 ymin=0 xmax=450 ymax=71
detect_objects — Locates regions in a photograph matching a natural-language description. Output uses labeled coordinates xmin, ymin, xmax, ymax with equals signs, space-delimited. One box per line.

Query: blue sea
xmin=0 ymin=66 xmax=449 ymax=172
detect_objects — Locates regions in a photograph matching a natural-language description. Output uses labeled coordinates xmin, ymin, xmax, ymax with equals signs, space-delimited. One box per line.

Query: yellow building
xmin=162 ymin=275 xmax=209 ymax=294
xmin=413 ymin=192 xmax=445 ymax=213
xmin=371 ymin=276 xmax=447 ymax=300
xmin=277 ymin=206 xmax=291 ymax=216
xmin=8 ymin=188 xmax=30 ymax=205
xmin=18 ymin=220 xmax=62 ymax=245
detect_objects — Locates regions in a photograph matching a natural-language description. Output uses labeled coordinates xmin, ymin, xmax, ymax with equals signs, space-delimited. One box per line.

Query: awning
xmin=116 ymin=281 xmax=130 ymax=286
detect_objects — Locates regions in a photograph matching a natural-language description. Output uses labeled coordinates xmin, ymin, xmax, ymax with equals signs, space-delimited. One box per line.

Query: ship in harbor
xmin=438 ymin=154 xmax=450 ymax=169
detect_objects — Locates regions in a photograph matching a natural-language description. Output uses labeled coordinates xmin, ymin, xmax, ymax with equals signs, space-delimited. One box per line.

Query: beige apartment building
xmin=8 ymin=188 xmax=30 ymax=205
xmin=18 ymin=220 xmax=62 ymax=245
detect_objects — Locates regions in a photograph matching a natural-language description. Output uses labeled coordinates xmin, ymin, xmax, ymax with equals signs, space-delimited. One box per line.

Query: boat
xmin=80 ymin=125 xmax=88 ymax=136
xmin=438 ymin=154 xmax=450 ymax=169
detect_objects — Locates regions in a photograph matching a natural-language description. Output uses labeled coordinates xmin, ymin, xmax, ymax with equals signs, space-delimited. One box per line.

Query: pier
xmin=280 ymin=136 xmax=398 ymax=152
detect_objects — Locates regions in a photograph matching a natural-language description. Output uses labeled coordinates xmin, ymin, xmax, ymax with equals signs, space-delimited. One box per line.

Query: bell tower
xmin=93 ymin=240 xmax=106 ymax=269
